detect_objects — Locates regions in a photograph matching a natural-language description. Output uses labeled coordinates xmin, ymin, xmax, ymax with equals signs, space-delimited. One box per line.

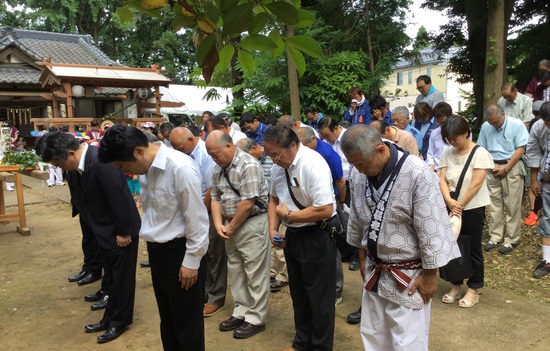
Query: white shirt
xmin=139 ymin=143 xmax=209 ymax=269
xmin=190 ymin=138 xmax=216 ymax=199
xmin=77 ymin=143 xmax=89 ymax=174
xmin=328 ymin=127 xmax=352 ymax=180
xmin=229 ymin=128 xmax=247 ymax=144
xmin=270 ymin=144 xmax=336 ymax=228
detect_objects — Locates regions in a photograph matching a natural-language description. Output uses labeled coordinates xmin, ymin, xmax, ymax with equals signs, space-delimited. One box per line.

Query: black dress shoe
xmin=97 ymin=326 xmax=127 ymax=343
xmin=233 ymin=322 xmax=266 ymax=339
xmin=349 ymin=259 xmax=360 ymax=271
xmin=219 ymin=316 xmax=245 ymax=331
xmin=91 ymin=295 xmax=109 ymax=311
xmin=68 ymin=270 xmax=88 ymax=282
xmin=84 ymin=290 xmax=106 ymax=302
xmin=85 ymin=320 xmax=109 ymax=333
xmin=270 ymin=279 xmax=288 ymax=293
xmin=140 ymin=261 xmax=151 ymax=268
xmin=77 ymin=272 xmax=102 ymax=286
xmin=346 ymin=307 xmax=361 ymax=324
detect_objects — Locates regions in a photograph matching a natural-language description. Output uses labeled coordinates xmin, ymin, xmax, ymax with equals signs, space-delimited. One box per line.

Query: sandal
xmin=458 ymin=295 xmax=480 ymax=308
xmin=441 ymin=293 xmax=461 ymax=304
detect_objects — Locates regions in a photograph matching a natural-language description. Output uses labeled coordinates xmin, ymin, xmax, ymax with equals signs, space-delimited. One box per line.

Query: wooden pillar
xmin=155 ymin=85 xmax=161 ymax=116
xmin=63 ymin=82 xmax=74 ymax=118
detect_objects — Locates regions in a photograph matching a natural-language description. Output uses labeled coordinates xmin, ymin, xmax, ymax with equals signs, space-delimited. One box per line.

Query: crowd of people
xmin=30 ymin=64 xmax=550 ymax=350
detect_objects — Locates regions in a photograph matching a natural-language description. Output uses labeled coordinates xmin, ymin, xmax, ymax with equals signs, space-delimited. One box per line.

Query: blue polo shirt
xmin=314 ymin=138 xmax=344 ymax=196
xmin=477 ymin=116 xmax=529 ymax=160
xmin=245 ymin=122 xmax=269 ymax=146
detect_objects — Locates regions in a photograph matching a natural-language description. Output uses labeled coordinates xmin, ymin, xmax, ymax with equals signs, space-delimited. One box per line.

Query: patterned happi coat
xmin=348 ymin=150 xmax=460 ymax=309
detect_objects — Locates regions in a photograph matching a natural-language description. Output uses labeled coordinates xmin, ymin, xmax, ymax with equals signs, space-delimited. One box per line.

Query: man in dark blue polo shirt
xmin=240 ymin=112 xmax=269 ymax=145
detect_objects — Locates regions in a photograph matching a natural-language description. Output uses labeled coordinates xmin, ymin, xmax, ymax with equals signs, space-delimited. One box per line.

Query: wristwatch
xmin=503 ymin=166 xmax=509 ymax=173
xmin=284 ymin=210 xmax=292 ymax=224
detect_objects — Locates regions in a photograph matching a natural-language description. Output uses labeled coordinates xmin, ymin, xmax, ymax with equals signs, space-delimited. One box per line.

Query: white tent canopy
xmin=156 ymin=85 xmax=232 ymax=116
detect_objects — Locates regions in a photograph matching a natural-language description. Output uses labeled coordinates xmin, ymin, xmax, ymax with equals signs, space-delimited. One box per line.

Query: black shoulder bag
xmin=449 ymin=145 xmax=479 ymax=200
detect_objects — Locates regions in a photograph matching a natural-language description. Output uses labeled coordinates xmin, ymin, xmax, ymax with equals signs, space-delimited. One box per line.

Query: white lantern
xmin=72 ymin=85 xmax=85 ymax=97
xmin=137 ymin=87 xmax=150 ymax=99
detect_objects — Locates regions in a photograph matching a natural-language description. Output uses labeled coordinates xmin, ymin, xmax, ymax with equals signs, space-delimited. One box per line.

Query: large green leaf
xmin=218 ymin=43 xmax=235 ymax=73
xmin=126 ymin=0 xmax=161 ymax=18
xmin=249 ymin=11 xmax=270 ymax=35
xmin=268 ymin=30 xmax=285 ymax=59
xmin=203 ymin=2 xmax=220 ymax=24
xmin=116 ymin=7 xmax=133 ymax=23
xmin=240 ymin=34 xmax=277 ymax=51
xmin=223 ymin=3 xmax=254 ymax=38
xmin=265 ymin=1 xmax=299 ymax=25
xmin=287 ymin=46 xmax=305 ymax=77
xmin=195 ymin=34 xmax=216 ymax=67
xmin=220 ymin=0 xmax=240 ymax=13
xmin=285 ymin=35 xmax=323 ymax=58
xmin=172 ymin=16 xmax=196 ymax=31
xmin=293 ymin=9 xmax=315 ymax=29
xmin=238 ymin=49 xmax=255 ymax=76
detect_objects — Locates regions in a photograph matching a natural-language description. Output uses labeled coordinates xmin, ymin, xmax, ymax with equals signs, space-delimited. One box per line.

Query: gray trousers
xmin=205 ymin=215 xmax=228 ymax=306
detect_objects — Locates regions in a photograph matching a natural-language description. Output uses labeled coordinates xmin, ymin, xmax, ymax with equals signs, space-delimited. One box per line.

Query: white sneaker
xmin=6 ymin=186 xmax=14 ymax=192
xmin=55 ymin=182 xmax=65 ymax=186
xmin=48 ymin=183 xmax=54 ymax=187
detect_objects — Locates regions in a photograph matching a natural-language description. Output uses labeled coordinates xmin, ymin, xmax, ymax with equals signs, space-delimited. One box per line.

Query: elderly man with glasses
xmin=477 ymin=104 xmax=529 ymax=254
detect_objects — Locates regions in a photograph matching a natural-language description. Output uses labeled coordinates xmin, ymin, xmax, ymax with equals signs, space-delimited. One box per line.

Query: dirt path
xmin=1 ymin=183 xmax=550 ymax=350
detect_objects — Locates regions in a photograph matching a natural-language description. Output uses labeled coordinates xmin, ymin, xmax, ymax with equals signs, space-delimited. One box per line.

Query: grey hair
xmin=277 ymin=115 xmax=297 ymax=129
xmin=237 ymin=138 xmax=257 ymax=153
xmin=294 ymin=126 xmax=316 ymax=143
xmin=484 ymin=104 xmax=504 ymax=119
xmin=392 ymin=106 xmax=410 ymax=119
xmin=341 ymin=124 xmax=382 ymax=159
xmin=539 ymin=59 xmax=550 ymax=69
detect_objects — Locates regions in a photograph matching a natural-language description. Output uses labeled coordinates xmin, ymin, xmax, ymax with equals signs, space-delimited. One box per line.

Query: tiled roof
xmin=0 ymin=64 xmax=41 ymax=84
xmin=0 ymin=26 xmax=121 ymax=85
xmin=394 ymin=47 xmax=460 ymax=69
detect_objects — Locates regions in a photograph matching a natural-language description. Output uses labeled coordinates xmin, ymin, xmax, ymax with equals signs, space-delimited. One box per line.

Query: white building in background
xmin=381 ymin=47 xmax=472 ymax=114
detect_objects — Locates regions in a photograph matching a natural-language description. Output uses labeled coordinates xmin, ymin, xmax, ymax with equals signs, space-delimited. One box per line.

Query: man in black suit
xmin=36 ymin=132 xmax=141 ymax=343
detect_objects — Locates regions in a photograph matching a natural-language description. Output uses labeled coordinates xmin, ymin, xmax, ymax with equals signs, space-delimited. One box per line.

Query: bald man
xmin=206 ymin=130 xmax=270 ymax=339
xmin=170 ymin=127 xmax=227 ymax=317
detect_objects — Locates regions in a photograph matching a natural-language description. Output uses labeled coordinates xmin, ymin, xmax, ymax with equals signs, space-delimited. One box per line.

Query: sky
xmin=405 ymin=0 xmax=447 ymax=39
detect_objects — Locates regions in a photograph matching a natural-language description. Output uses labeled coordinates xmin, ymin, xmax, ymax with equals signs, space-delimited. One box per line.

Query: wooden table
xmin=0 ymin=165 xmax=48 ymax=235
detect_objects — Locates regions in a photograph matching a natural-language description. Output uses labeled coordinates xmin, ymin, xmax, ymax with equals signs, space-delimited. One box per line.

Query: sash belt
xmin=365 ymin=258 xmax=422 ymax=291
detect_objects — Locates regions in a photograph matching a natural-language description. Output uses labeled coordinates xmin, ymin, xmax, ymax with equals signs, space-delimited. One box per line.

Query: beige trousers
xmin=487 ymin=162 xmax=523 ymax=245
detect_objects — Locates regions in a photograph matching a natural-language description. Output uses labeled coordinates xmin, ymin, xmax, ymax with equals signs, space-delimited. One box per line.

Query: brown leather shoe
xmin=233 ymin=322 xmax=265 ymax=339
xmin=219 ymin=316 xmax=244 ymax=331
xmin=203 ymin=304 xmax=223 ymax=317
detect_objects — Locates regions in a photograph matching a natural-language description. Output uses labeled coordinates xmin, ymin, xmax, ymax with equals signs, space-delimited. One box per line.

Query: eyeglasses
xmin=416 ymin=85 xmax=426 ymax=91
xmin=271 ymin=148 xmax=286 ymax=161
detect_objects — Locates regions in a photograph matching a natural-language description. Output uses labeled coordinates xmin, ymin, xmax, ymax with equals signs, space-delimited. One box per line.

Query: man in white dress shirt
xmin=98 ymin=125 xmax=209 ymax=351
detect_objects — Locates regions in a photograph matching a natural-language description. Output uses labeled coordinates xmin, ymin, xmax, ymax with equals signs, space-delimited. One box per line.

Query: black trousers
xmin=100 ymin=237 xmax=138 ymax=327
xmin=285 ymin=225 xmax=336 ymax=351
xmin=79 ymin=214 xmax=103 ymax=275
xmin=440 ymin=206 xmax=485 ymax=289
xmin=148 ymin=238 xmax=207 ymax=351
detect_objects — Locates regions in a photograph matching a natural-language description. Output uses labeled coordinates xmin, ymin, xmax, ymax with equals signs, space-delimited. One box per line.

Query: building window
xmin=397 ymin=72 xmax=403 ymax=85
xmin=427 ymin=67 xmax=432 ymax=77
xmin=408 ymin=70 xmax=413 ymax=84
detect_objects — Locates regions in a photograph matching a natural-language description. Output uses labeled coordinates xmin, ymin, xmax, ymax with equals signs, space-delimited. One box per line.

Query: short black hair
xmin=540 ymin=102 xmax=550 ymax=122
xmin=440 ymin=115 xmax=471 ymax=143
xmin=98 ymin=125 xmax=148 ymax=163
xmin=158 ymin=122 xmax=175 ymax=134
xmin=416 ymin=75 xmax=432 ymax=85
xmin=264 ymin=115 xmax=277 ymax=127
xmin=433 ymin=102 xmax=453 ymax=119
xmin=318 ymin=116 xmax=338 ymax=132
xmin=264 ymin=125 xmax=299 ymax=149
xmin=204 ymin=116 xmax=227 ymax=132
xmin=369 ymin=95 xmax=387 ymax=110
xmin=36 ymin=131 xmax=80 ymax=163
xmin=240 ymin=111 xmax=256 ymax=126
xmin=91 ymin=120 xmax=100 ymax=127
xmin=187 ymin=125 xmax=202 ymax=137
xmin=303 ymin=106 xmax=317 ymax=115
xmin=369 ymin=120 xmax=388 ymax=135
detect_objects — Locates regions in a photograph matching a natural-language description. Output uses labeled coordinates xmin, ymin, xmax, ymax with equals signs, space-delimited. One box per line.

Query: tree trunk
xmin=483 ymin=0 xmax=507 ymax=108
xmin=284 ymin=25 xmax=301 ymax=119
xmin=231 ymin=36 xmax=244 ymax=117
xmin=464 ymin=0 xmax=488 ymax=129
xmin=365 ymin=0 xmax=375 ymax=74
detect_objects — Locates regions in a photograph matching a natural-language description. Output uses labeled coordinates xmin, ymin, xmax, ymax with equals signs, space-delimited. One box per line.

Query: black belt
xmin=147 ymin=236 xmax=186 ymax=249
xmin=493 ymin=159 xmax=509 ymax=165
